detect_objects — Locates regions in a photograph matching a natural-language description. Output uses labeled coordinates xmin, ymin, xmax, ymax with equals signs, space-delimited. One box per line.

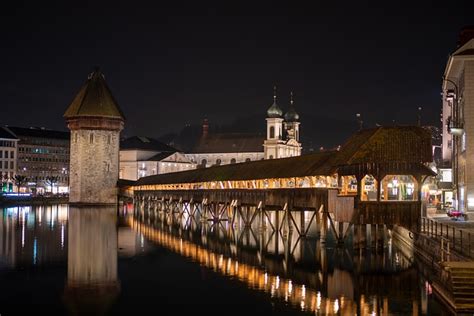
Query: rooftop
xmin=5 ymin=126 xmax=70 ymax=140
xmin=64 ymin=68 xmax=125 ymax=120
xmin=192 ymin=133 xmax=265 ymax=153
xmin=121 ymin=136 xmax=178 ymax=152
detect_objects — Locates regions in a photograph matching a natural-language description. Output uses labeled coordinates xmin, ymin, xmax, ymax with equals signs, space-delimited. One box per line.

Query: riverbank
xmin=0 ymin=195 xmax=69 ymax=207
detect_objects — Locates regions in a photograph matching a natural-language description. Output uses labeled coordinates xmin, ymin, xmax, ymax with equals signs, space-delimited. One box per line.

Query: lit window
xmin=462 ymin=132 xmax=466 ymax=152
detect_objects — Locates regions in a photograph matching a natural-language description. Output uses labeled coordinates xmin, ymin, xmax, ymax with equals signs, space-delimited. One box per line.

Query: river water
xmin=0 ymin=204 xmax=452 ymax=315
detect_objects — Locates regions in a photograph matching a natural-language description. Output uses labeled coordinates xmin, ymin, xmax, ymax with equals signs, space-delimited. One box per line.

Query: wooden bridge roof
xmin=133 ymin=126 xmax=434 ymax=186
xmin=136 ymin=151 xmax=336 ymax=185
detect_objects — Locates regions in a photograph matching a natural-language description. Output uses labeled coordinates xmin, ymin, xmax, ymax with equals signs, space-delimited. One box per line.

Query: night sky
xmin=1 ymin=1 xmax=472 ymax=149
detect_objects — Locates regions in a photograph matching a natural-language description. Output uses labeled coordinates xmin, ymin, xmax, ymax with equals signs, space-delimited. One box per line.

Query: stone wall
xmin=69 ymin=129 xmax=120 ymax=204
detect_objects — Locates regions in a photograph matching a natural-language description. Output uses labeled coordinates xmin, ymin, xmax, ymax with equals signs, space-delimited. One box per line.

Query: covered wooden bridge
xmin=129 ymin=126 xmax=435 ymax=233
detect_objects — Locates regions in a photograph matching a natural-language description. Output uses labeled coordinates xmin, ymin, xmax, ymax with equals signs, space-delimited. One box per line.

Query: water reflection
xmin=0 ymin=204 xmax=449 ymax=315
xmin=0 ymin=205 xmax=68 ymax=268
xmin=128 ymin=201 xmax=443 ymax=315
xmin=63 ymin=206 xmax=120 ymax=315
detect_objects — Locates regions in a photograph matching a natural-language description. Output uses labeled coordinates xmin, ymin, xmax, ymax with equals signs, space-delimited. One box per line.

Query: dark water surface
xmin=0 ymin=204 xmax=452 ymax=315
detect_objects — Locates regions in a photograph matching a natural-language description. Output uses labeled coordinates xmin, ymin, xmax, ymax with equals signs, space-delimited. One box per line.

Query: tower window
xmin=107 ymin=135 xmax=111 ymax=144
xmin=90 ymin=133 xmax=94 ymax=144
xmin=74 ymin=133 xmax=78 ymax=143
xmin=270 ymin=126 xmax=275 ymax=139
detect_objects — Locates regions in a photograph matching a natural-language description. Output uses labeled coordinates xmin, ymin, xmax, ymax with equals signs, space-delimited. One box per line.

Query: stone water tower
xmin=64 ymin=68 xmax=125 ymax=205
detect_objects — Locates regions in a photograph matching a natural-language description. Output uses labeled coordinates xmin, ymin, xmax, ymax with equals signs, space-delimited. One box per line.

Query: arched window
xmin=90 ymin=133 xmax=94 ymax=144
xmin=270 ymin=126 xmax=275 ymax=139
xmin=230 ymin=158 xmax=236 ymax=164
xmin=245 ymin=158 xmax=251 ymax=162
xmin=296 ymin=130 xmax=299 ymax=141
xmin=107 ymin=135 xmax=111 ymax=145
xmin=201 ymin=159 xmax=207 ymax=167
xmin=216 ymin=159 xmax=222 ymax=166
xmin=269 ymin=155 xmax=273 ymax=159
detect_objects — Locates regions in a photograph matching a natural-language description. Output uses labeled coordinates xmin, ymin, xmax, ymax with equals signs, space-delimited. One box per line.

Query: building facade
xmin=64 ymin=69 xmax=125 ymax=204
xmin=186 ymin=120 xmax=265 ymax=168
xmin=5 ymin=126 xmax=69 ymax=194
xmin=187 ymin=88 xmax=302 ymax=167
xmin=120 ymin=136 xmax=195 ymax=181
xmin=0 ymin=127 xmax=18 ymax=192
xmin=442 ymin=26 xmax=474 ymax=213
xmin=263 ymin=90 xmax=302 ymax=159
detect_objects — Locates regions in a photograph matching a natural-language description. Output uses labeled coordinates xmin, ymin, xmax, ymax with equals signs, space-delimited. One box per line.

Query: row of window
xmin=0 ymin=161 xmax=14 ymax=169
xmin=19 ymin=147 xmax=69 ymax=154
xmin=74 ymin=133 xmax=112 ymax=145
xmin=21 ymin=138 xmax=69 ymax=146
xmin=0 ymin=141 xmax=16 ymax=148
xmin=200 ymin=157 xmax=252 ymax=166
xmin=19 ymin=157 xmax=68 ymax=163
xmin=26 ymin=176 xmax=69 ymax=183
xmin=0 ymin=151 xmax=14 ymax=159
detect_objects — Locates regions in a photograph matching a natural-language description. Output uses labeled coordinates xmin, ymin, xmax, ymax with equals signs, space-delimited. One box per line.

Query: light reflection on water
xmin=0 ymin=204 xmax=450 ymax=315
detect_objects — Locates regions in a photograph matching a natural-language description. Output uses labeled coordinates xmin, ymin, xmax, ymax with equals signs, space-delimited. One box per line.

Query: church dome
xmin=284 ymin=108 xmax=299 ymax=122
xmin=284 ymin=92 xmax=299 ymax=122
xmin=267 ymin=101 xmax=283 ymax=118
xmin=267 ymin=86 xmax=283 ymax=118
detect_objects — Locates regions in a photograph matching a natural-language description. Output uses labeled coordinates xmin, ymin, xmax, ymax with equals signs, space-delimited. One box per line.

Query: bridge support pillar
xmin=361 ymin=224 xmax=367 ymax=248
xmin=377 ymin=224 xmax=385 ymax=249
xmin=338 ymin=222 xmax=344 ymax=245
xmin=353 ymin=224 xmax=360 ymax=249
xmin=371 ymin=224 xmax=377 ymax=248
xmin=320 ymin=212 xmax=327 ymax=243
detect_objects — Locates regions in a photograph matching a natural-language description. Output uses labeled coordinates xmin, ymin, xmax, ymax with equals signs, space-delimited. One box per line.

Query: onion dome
xmin=267 ymin=86 xmax=283 ymax=118
xmin=284 ymin=92 xmax=299 ymax=122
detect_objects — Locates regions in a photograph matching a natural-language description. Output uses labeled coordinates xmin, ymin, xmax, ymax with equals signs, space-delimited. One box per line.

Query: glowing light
xmin=334 ymin=299 xmax=340 ymax=313
xmin=316 ymin=292 xmax=321 ymax=310
xmin=33 ymin=238 xmax=38 ymax=265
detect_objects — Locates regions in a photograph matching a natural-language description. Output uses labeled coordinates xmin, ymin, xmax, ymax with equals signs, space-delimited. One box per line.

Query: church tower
xmin=263 ymin=86 xmax=285 ymax=159
xmin=64 ymin=68 xmax=125 ymax=205
xmin=283 ymin=92 xmax=302 ymax=156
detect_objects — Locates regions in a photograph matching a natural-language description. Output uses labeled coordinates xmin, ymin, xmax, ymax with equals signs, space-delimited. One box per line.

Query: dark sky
xmin=1 ymin=1 xmax=472 ymax=147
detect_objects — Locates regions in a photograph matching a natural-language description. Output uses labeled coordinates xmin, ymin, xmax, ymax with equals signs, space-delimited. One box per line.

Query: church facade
xmin=187 ymin=88 xmax=302 ymax=167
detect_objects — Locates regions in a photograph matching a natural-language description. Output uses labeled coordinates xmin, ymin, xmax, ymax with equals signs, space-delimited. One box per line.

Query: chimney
xmin=202 ymin=118 xmax=209 ymax=138
xmin=458 ymin=25 xmax=474 ymax=47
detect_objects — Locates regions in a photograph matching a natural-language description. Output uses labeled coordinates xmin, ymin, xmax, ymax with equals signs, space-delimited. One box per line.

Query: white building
xmin=442 ymin=26 xmax=474 ymax=213
xmin=187 ymin=88 xmax=302 ymax=167
xmin=119 ymin=136 xmax=195 ymax=181
xmin=263 ymin=90 xmax=302 ymax=159
xmin=0 ymin=127 xmax=18 ymax=192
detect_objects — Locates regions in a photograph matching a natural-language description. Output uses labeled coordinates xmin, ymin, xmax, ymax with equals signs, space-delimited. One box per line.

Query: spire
xmin=267 ymin=85 xmax=283 ymax=118
xmin=64 ymin=67 xmax=125 ymax=120
xmin=284 ymin=91 xmax=299 ymax=122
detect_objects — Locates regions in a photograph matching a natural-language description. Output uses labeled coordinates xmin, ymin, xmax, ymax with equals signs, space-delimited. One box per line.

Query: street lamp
xmin=443 ymin=76 xmax=463 ymax=136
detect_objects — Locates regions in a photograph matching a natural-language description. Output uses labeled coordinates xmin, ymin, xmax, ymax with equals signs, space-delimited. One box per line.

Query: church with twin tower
xmin=263 ymin=87 xmax=302 ymax=159
xmin=64 ymin=68 xmax=125 ymax=205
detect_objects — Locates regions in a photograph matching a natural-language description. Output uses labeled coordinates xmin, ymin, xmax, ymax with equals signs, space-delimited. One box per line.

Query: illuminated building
xmin=119 ymin=136 xmax=196 ymax=180
xmin=0 ymin=127 xmax=18 ymax=192
xmin=5 ymin=126 xmax=69 ymax=194
xmin=442 ymin=26 xmax=474 ymax=213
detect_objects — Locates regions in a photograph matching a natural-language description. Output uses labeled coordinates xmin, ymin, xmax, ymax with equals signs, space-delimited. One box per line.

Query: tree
xmin=45 ymin=176 xmax=59 ymax=194
xmin=13 ymin=175 xmax=27 ymax=194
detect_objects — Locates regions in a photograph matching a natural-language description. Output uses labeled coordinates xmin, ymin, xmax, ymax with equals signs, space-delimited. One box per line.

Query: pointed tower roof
xmin=266 ymin=86 xmax=283 ymax=118
xmin=284 ymin=91 xmax=299 ymax=122
xmin=64 ymin=68 xmax=125 ymax=120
